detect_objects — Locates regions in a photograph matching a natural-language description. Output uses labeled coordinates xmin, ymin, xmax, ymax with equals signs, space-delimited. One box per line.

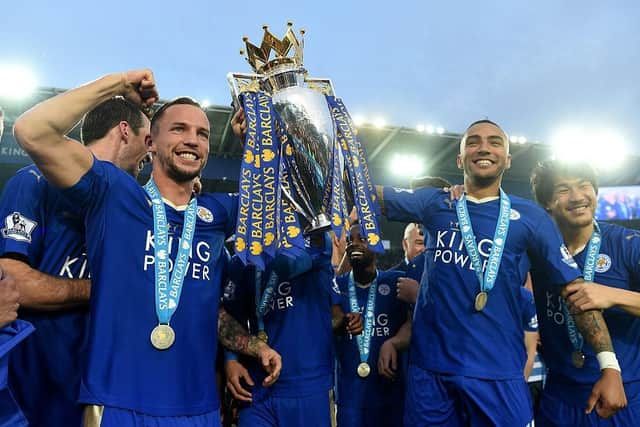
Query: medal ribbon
xmin=254 ymin=269 xmax=279 ymax=334
xmin=144 ymin=179 xmax=197 ymax=325
xmin=347 ymin=271 xmax=378 ymax=365
xmin=455 ymin=189 xmax=511 ymax=293
xmin=563 ymin=221 xmax=601 ymax=354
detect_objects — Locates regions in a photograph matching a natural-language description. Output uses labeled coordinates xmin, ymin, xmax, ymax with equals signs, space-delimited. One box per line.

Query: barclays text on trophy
xmin=228 ymin=22 xmax=383 ymax=269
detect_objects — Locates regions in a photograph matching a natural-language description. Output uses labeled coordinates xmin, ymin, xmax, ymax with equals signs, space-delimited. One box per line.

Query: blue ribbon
xmin=234 ymin=93 xmax=258 ymax=265
xmin=563 ymin=222 xmax=601 ymax=353
xmin=455 ymin=189 xmax=511 ymax=293
xmin=326 ymin=96 xmax=383 ymax=253
xmin=144 ymin=179 xmax=197 ymax=325
xmin=259 ymin=94 xmax=281 ymax=261
xmin=254 ymin=269 xmax=279 ymax=335
xmin=347 ymin=271 xmax=378 ymax=365
xmin=279 ymin=136 xmax=307 ymax=258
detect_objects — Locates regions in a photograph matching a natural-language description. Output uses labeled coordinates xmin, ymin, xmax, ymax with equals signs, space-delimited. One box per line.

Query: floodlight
xmin=0 ymin=65 xmax=37 ymax=99
xmin=373 ymin=117 xmax=386 ymax=129
xmin=389 ymin=154 xmax=425 ymax=177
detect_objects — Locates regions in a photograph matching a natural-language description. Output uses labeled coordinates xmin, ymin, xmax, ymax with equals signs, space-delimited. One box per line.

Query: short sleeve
xmin=0 ymin=168 xmax=48 ymax=264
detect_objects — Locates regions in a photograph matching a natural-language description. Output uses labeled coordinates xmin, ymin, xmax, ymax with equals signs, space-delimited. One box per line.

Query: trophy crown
xmin=241 ymin=22 xmax=305 ymax=74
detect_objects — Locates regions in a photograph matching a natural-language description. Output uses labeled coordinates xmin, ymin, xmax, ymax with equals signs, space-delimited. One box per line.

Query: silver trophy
xmin=227 ymin=23 xmax=344 ymax=233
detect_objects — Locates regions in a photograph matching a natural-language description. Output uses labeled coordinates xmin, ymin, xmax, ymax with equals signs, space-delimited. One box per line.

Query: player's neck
xmin=353 ymin=264 xmax=377 ymax=286
xmin=464 ymin=176 xmax=502 ymax=200
xmin=151 ymin=170 xmax=193 ymax=206
xmin=89 ymin=138 xmax=119 ymax=166
xmin=561 ymin=222 xmax=594 ymax=255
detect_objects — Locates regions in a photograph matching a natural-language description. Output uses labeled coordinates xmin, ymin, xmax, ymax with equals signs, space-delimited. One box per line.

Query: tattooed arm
xmin=218 ymin=307 xmax=281 ymax=386
xmin=563 ymin=278 xmax=627 ymax=418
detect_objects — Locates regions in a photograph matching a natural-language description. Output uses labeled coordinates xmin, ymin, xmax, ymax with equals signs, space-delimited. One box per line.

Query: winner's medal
xmin=474 ymin=291 xmax=488 ymax=312
xmin=357 ymin=362 xmax=371 ymax=378
xmin=456 ymin=190 xmax=511 ymax=313
xmin=144 ymin=179 xmax=198 ymax=351
xmin=348 ymin=271 xmax=378 ymax=381
xmin=572 ymin=350 xmax=586 ymax=369
xmin=150 ymin=324 xmax=175 ymax=350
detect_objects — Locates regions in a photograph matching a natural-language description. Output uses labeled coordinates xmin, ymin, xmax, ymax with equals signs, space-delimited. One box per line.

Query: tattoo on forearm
xmin=332 ymin=316 xmax=342 ymax=330
xmin=574 ymin=310 xmax=614 ymax=353
xmin=218 ymin=308 xmax=262 ymax=357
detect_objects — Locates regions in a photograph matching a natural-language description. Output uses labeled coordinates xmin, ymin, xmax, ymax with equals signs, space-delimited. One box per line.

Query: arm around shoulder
xmin=14 ymin=70 xmax=157 ymax=188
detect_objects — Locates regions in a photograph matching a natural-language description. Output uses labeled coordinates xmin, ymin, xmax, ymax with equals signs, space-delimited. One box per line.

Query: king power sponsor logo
xmin=142 ymin=230 xmax=213 ymax=280
xmin=433 ymin=228 xmax=494 ymax=272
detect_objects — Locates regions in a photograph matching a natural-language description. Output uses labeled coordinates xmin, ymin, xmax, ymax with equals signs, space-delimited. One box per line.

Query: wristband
xmin=224 ymin=350 xmax=239 ymax=362
xmin=596 ymin=351 xmax=621 ymax=372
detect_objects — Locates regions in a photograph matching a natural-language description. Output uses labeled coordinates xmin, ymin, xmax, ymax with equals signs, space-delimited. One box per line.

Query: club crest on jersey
xmin=1 ymin=212 xmax=37 ymax=243
xmin=197 ymin=206 xmax=214 ymax=223
xmin=595 ymin=254 xmax=611 ymax=273
xmin=510 ymin=209 xmax=521 ymax=220
xmin=560 ymin=244 xmax=578 ymax=269
xmin=378 ymin=283 xmax=391 ymax=296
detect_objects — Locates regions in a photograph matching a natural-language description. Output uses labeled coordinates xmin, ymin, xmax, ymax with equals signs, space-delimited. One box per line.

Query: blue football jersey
xmin=223 ymin=246 xmax=338 ymax=399
xmin=0 ymin=165 xmax=89 ymax=426
xmin=383 ymin=186 xmax=581 ymax=380
xmin=61 ymin=160 xmax=237 ymax=416
xmin=532 ymin=222 xmax=640 ymax=401
xmin=334 ymin=270 xmax=409 ymax=409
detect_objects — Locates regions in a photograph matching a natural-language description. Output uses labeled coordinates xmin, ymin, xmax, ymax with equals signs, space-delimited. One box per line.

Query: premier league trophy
xmin=228 ymin=22 xmax=383 ymax=269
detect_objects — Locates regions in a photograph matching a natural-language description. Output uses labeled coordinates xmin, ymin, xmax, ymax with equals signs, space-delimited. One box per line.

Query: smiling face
xmin=150 ymin=103 xmax=210 ymax=182
xmin=457 ymin=121 xmax=511 ymax=187
xmin=546 ymin=176 xmax=597 ymax=230
xmin=346 ymin=223 xmax=376 ymax=269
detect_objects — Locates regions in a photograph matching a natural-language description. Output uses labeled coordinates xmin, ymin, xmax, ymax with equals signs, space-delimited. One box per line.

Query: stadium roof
xmin=2 ymin=87 xmax=640 ymax=199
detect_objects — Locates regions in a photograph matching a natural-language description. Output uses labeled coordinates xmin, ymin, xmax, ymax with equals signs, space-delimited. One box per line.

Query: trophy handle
xmin=304 ymin=77 xmax=336 ymax=97
xmin=226 ymin=72 xmax=262 ymax=109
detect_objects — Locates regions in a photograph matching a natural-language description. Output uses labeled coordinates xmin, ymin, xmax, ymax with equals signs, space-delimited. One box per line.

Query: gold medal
xmin=150 ymin=324 xmax=175 ymax=350
xmin=474 ymin=291 xmax=488 ymax=311
xmin=357 ymin=362 xmax=371 ymax=378
xmin=571 ymin=350 xmax=585 ymax=369
xmin=257 ymin=330 xmax=268 ymax=343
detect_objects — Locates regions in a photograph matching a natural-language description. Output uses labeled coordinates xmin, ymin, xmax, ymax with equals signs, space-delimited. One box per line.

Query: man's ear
xmin=118 ymin=121 xmax=130 ymax=142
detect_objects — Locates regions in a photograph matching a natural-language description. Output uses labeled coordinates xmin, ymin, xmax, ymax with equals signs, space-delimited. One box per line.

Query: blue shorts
xmin=337 ymin=404 xmax=403 ymax=427
xmin=83 ymin=405 xmax=221 ymax=427
xmin=537 ymin=379 xmax=640 ymax=426
xmin=238 ymin=389 xmax=334 ymax=427
xmin=0 ymin=388 xmax=28 ymax=427
xmin=404 ymin=364 xmax=533 ymax=427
